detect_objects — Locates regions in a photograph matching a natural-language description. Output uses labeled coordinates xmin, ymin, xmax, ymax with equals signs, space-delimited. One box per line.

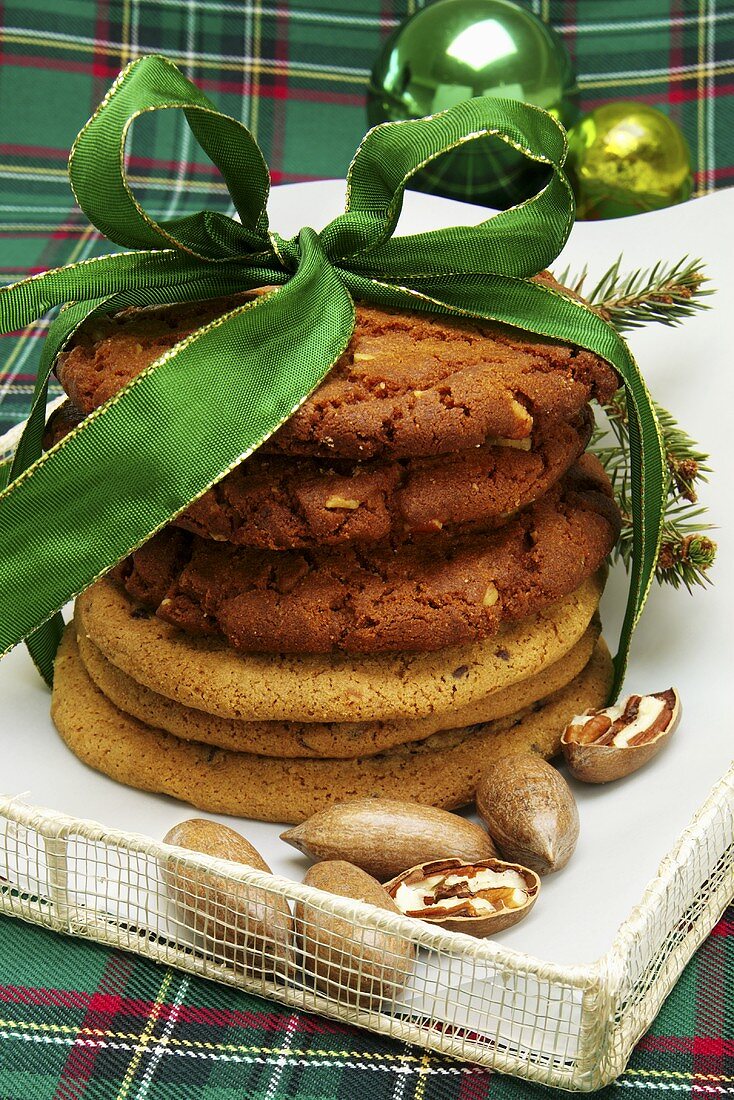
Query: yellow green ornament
xmin=567 ymin=103 xmax=693 ymax=220
xmin=367 ymin=0 xmax=578 ymax=207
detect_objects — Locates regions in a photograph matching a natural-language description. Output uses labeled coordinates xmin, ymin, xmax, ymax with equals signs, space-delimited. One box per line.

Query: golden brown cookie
xmin=75 ymin=616 xmax=599 ymax=758
xmin=52 ymin=629 xmax=613 ymax=823
xmin=76 ymin=570 xmax=604 ymax=723
xmin=45 ymin=402 xmax=592 ymax=550
xmin=115 ymin=458 xmax=619 ymax=655
xmin=56 ymin=286 xmax=617 ymax=461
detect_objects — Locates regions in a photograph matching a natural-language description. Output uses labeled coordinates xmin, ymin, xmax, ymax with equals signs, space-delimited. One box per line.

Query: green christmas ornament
xmin=367 ymin=0 xmax=578 ymax=207
xmin=567 ymin=103 xmax=693 ymax=220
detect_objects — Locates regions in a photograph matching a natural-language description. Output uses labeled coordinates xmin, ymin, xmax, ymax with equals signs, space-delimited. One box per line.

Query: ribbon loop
xmin=320 ymin=97 xmax=572 ymax=277
xmin=70 ymin=54 xmax=271 ymax=259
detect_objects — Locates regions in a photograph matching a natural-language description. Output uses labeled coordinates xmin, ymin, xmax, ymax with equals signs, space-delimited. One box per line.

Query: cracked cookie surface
xmin=55 ymin=281 xmax=618 ymax=461
xmin=113 ymin=457 xmax=619 ymax=654
xmin=46 ymin=402 xmax=593 ymax=549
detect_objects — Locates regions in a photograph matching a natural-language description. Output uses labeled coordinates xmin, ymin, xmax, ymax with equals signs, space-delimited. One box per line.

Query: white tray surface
xmin=2 ymin=182 xmax=733 ymax=968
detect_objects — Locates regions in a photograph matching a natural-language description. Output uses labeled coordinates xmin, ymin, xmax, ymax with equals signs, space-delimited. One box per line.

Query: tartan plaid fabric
xmin=0 ymin=906 xmax=732 ymax=1098
xmin=1 ymin=2 xmax=733 ymax=1094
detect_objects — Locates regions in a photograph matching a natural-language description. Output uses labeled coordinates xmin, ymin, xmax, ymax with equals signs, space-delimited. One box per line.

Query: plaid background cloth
xmin=1 ymin=1 xmax=733 ymax=1094
xmin=0 ymin=905 xmax=732 ymax=1099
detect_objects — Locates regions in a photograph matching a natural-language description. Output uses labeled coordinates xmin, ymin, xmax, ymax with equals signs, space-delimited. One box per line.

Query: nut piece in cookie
xmin=561 ymin=688 xmax=680 ymax=783
xmin=384 ymin=857 xmax=539 ymax=937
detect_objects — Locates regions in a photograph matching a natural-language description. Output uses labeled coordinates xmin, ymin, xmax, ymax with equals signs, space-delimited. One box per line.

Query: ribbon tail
xmin=0 ymin=234 xmax=354 ymax=677
xmin=0 ymin=249 xmax=225 ymax=336
xmin=6 ymin=297 xmax=114 ymax=682
xmin=343 ymin=271 xmax=666 ymax=702
xmin=4 ymin=255 xmax=289 ymax=684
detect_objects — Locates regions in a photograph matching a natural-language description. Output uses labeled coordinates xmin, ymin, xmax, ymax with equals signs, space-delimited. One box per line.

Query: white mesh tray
xmin=0 ymin=774 xmax=732 ymax=1091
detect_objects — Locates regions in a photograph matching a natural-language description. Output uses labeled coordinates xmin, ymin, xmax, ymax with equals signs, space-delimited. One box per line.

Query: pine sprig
xmin=591 ymin=389 xmax=717 ymax=590
xmin=556 ymin=254 xmax=712 ymax=332
xmin=554 ymin=254 xmax=717 ymax=591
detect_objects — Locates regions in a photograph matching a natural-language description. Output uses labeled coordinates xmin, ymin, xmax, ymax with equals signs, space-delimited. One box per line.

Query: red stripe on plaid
xmin=0 ymin=143 xmax=68 ymax=158
xmin=457 ymin=1068 xmax=491 ymax=1098
xmin=0 ymin=982 xmax=340 ymax=1034
xmin=669 ymin=0 xmax=685 ymax=108
xmin=271 ymin=5 xmax=290 ymax=174
xmin=1 ymin=54 xmax=364 ymax=105
xmin=0 ymin=145 xmax=232 ymax=181
xmin=0 ymin=232 xmax=82 ymax=240
xmin=638 ymin=1035 xmax=734 ymax=1055
xmin=695 ymin=165 xmax=734 ymax=184
xmin=583 ymin=83 xmax=734 ymax=111
xmin=212 ymin=81 xmax=363 ymax=105
xmin=694 ymin=930 xmax=727 ymax=1084
xmin=92 ymin=0 xmax=115 ymax=103
xmin=2 ymin=54 xmax=121 ymax=79
xmin=51 ymin=954 xmax=135 ymax=1100
xmin=0 ymin=985 xmax=91 ymax=1010
xmin=710 ymin=918 xmax=734 ymax=935
xmin=0 ymin=374 xmax=50 ymax=382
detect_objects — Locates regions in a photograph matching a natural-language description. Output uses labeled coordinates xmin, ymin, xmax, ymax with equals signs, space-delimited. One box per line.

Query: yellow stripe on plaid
xmin=1 ymin=33 xmax=370 ymax=82
xmin=0 ymin=1017 xmax=433 ymax=1063
xmin=114 ymin=970 xmax=174 ymax=1100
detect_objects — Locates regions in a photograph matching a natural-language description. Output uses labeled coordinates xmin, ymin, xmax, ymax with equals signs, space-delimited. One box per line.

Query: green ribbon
xmin=0 ymin=55 xmax=665 ymax=698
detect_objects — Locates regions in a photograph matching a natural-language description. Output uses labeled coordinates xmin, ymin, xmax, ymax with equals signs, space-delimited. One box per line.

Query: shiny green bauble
xmin=567 ymin=103 xmax=693 ymax=219
xmin=367 ymin=0 xmax=578 ymax=207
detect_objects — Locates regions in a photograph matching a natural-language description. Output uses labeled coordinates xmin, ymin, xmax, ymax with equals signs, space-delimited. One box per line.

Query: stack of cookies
xmin=49 ymin=282 xmax=621 ymax=824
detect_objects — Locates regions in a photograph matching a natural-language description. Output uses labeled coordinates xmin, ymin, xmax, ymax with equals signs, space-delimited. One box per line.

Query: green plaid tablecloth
xmin=0 ymin=907 xmax=732 ymax=1099
xmin=1 ymin=1 xmax=733 ymax=1095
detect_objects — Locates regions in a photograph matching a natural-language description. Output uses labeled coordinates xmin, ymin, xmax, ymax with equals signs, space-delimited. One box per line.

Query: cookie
xmin=56 ymin=282 xmax=618 ymax=461
xmin=53 ymin=629 xmax=613 ymax=823
xmin=75 ymin=570 xmax=604 ymax=723
xmin=46 ymin=402 xmax=593 ymax=550
xmin=115 ymin=458 xmax=619 ymax=654
xmin=75 ymin=617 xmax=599 ymax=758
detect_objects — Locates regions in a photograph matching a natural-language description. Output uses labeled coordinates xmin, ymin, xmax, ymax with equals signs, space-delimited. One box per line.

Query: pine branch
xmin=555 ymin=255 xmax=712 ymax=332
xmin=591 ymin=389 xmax=717 ymax=591
xmin=555 ymin=254 xmax=717 ymax=590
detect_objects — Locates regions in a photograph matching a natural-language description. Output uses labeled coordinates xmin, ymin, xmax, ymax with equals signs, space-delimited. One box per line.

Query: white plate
xmin=2 ymin=182 xmax=733 ymax=968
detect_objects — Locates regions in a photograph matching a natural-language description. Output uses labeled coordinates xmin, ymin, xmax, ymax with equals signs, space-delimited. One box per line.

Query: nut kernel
xmin=486 ymin=435 xmax=533 ymax=451
xmin=482 ymin=583 xmax=499 ymax=607
xmin=561 ymin=688 xmax=680 ymax=783
xmin=384 ymin=857 xmax=539 ymax=937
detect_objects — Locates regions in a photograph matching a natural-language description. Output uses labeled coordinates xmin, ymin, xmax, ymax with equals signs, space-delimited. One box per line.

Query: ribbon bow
xmin=0 ymin=55 xmax=665 ymax=697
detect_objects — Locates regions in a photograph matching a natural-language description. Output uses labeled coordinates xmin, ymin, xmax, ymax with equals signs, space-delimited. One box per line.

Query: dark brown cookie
xmin=113 ymin=456 xmax=620 ymax=654
xmin=45 ymin=402 xmax=592 ymax=550
xmin=56 ymin=282 xmax=617 ymax=461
